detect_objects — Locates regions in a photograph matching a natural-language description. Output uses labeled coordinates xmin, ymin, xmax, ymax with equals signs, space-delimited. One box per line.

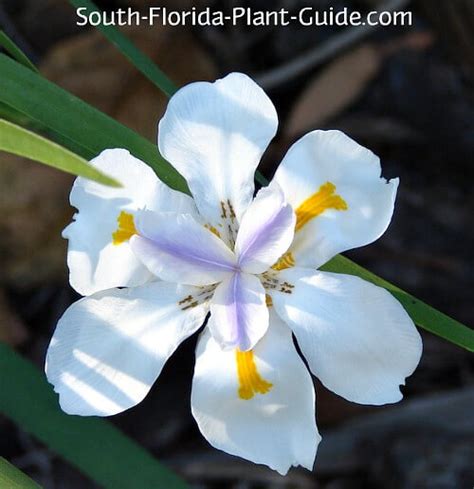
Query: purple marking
xmin=237 ymin=201 xmax=294 ymax=268
xmin=134 ymin=235 xmax=237 ymax=273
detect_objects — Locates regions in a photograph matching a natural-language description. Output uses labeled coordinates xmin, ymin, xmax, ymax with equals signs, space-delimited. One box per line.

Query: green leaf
xmin=0 ymin=343 xmax=189 ymax=489
xmin=69 ymin=0 xmax=177 ymax=97
xmin=0 ymin=458 xmax=42 ymax=489
xmin=321 ymin=255 xmax=474 ymax=352
xmin=0 ymin=30 xmax=38 ymax=73
xmin=0 ymin=53 xmax=188 ymax=193
xmin=0 ymin=119 xmax=121 ymax=187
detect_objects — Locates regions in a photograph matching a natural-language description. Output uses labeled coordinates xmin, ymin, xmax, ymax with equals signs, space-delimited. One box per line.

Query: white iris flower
xmin=45 ymin=73 xmax=422 ymax=475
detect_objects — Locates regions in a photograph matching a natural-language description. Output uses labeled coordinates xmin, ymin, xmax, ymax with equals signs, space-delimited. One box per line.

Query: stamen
xmin=112 ymin=211 xmax=137 ymax=245
xmin=236 ymin=349 xmax=273 ymax=400
xmin=295 ymin=182 xmax=348 ymax=232
xmin=265 ymin=294 xmax=273 ymax=307
xmin=261 ymin=271 xmax=280 ymax=290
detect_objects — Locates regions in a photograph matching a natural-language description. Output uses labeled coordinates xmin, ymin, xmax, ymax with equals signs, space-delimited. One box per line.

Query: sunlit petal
xmin=158 ymin=73 xmax=278 ymax=245
xmin=64 ymin=148 xmax=197 ymax=296
xmin=272 ymin=130 xmax=398 ymax=269
xmin=192 ymin=311 xmax=320 ymax=475
xmin=46 ymin=282 xmax=209 ymax=416
xmin=271 ymin=267 xmax=422 ymax=405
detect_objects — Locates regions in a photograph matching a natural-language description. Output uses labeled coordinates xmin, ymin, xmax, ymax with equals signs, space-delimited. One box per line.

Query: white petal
xmin=208 ymin=272 xmax=268 ymax=351
xmin=235 ymin=184 xmax=295 ymax=274
xmin=130 ymin=211 xmax=237 ymax=286
xmin=272 ymin=130 xmax=398 ymax=268
xmin=46 ymin=281 xmax=209 ymax=416
xmin=158 ymin=73 xmax=278 ymax=244
xmin=64 ymin=148 xmax=197 ymax=296
xmin=271 ymin=268 xmax=423 ymax=405
xmin=191 ymin=311 xmax=320 ymax=475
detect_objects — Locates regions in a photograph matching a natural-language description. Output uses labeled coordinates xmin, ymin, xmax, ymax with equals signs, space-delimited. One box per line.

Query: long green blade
xmin=0 ymin=458 xmax=42 ymax=489
xmin=0 ymin=343 xmax=188 ymax=489
xmin=0 ymin=53 xmax=187 ymax=192
xmin=0 ymin=30 xmax=38 ymax=73
xmin=0 ymin=119 xmax=120 ymax=187
xmin=321 ymin=255 xmax=474 ymax=351
xmin=69 ymin=0 xmax=177 ymax=97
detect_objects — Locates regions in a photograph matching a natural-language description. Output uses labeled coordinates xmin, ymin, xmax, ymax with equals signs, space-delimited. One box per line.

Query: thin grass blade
xmin=68 ymin=0 xmax=177 ymax=97
xmin=0 ymin=30 xmax=38 ymax=73
xmin=0 ymin=458 xmax=42 ymax=489
xmin=0 ymin=119 xmax=120 ymax=187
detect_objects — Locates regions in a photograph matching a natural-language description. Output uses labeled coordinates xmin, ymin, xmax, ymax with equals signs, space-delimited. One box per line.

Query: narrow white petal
xmin=130 ymin=211 xmax=237 ymax=286
xmin=271 ymin=267 xmax=423 ymax=405
xmin=235 ymin=184 xmax=295 ymax=274
xmin=158 ymin=73 xmax=278 ymax=245
xmin=46 ymin=282 xmax=209 ymax=416
xmin=208 ymin=272 xmax=268 ymax=351
xmin=272 ymin=130 xmax=398 ymax=268
xmin=191 ymin=311 xmax=320 ymax=475
xmin=64 ymin=149 xmax=197 ymax=296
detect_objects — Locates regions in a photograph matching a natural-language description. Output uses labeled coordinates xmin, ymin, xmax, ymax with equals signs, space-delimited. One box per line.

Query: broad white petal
xmin=46 ymin=281 xmax=209 ymax=416
xmin=235 ymin=184 xmax=295 ymax=274
xmin=64 ymin=148 xmax=197 ymax=296
xmin=272 ymin=130 xmax=398 ymax=268
xmin=271 ymin=268 xmax=422 ymax=405
xmin=208 ymin=272 xmax=268 ymax=351
xmin=130 ymin=211 xmax=237 ymax=286
xmin=158 ymin=73 xmax=278 ymax=245
xmin=191 ymin=311 xmax=320 ymax=475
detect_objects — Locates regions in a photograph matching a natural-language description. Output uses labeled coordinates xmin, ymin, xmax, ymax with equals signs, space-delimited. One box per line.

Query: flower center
xmin=236 ymin=349 xmax=273 ymax=400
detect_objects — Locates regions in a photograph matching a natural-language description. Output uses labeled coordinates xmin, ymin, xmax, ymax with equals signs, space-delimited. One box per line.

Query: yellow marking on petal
xmin=204 ymin=224 xmax=221 ymax=238
xmin=265 ymin=294 xmax=273 ymax=307
xmin=272 ymin=251 xmax=295 ymax=271
xmin=295 ymin=182 xmax=348 ymax=232
xmin=112 ymin=211 xmax=137 ymax=245
xmin=236 ymin=349 xmax=273 ymax=400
